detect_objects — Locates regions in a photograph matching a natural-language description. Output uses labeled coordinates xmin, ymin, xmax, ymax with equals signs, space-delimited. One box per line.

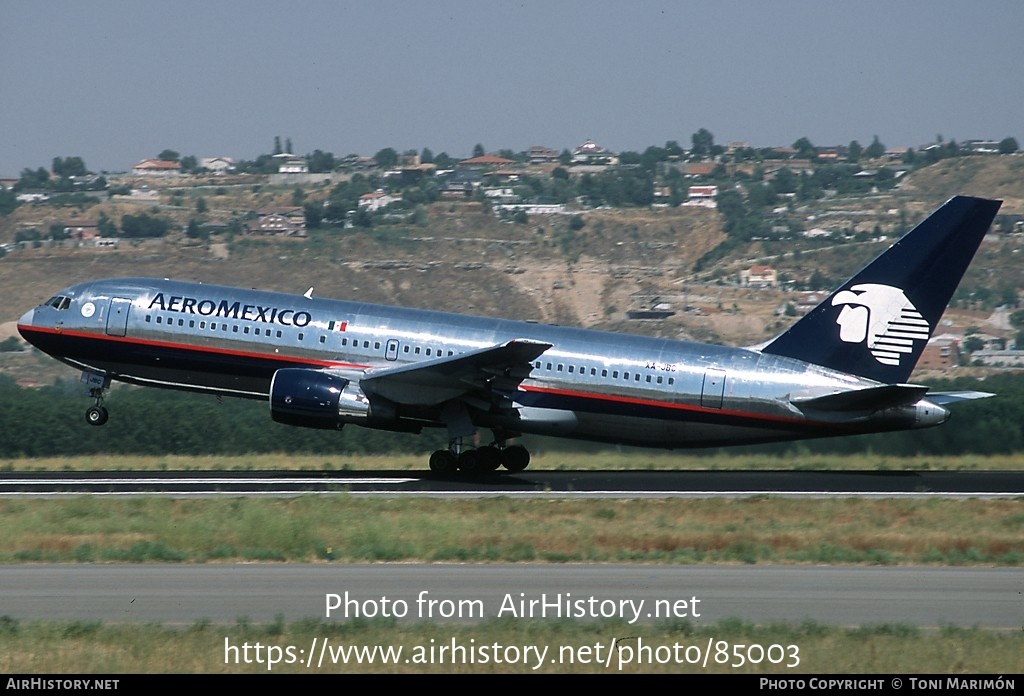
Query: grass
xmin=0 ymin=496 xmax=1020 ymax=566
xmin=0 ymin=616 xmax=1020 ymax=673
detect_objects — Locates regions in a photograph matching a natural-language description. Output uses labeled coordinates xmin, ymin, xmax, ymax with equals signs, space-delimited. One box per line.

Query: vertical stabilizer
xmin=762 ymin=196 xmax=1001 ymax=383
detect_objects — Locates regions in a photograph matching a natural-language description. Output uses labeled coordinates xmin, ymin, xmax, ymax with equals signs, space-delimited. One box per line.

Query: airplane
xmin=17 ymin=195 xmax=1001 ymax=473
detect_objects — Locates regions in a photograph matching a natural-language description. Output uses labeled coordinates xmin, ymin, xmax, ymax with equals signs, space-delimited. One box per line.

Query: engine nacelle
xmin=270 ymin=368 xmax=372 ymax=429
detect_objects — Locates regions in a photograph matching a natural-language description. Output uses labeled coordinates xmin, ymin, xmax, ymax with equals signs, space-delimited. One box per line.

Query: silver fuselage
xmin=18 ymin=277 xmax=947 ymax=448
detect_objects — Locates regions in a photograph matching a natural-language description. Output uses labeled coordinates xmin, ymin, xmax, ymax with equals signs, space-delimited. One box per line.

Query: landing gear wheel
xmin=85 ymin=405 xmax=109 ymax=427
xmin=476 ymin=446 xmax=502 ymax=472
xmin=457 ymin=449 xmax=482 ymax=474
xmin=429 ymin=449 xmax=458 ymax=474
xmin=501 ymin=444 xmax=530 ymax=472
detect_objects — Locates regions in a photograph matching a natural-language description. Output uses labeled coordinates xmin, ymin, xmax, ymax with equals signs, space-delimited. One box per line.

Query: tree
xmin=420 ymin=147 xmax=434 ymax=164
xmin=664 ymin=140 xmax=684 ymax=158
xmin=847 ymin=141 xmax=862 ymax=163
xmin=121 ymin=212 xmax=170 ymax=238
xmin=472 ymin=143 xmax=485 ymax=158
xmin=303 ymin=202 xmax=322 ymax=229
xmin=97 ymin=211 xmax=117 ymax=237
xmin=273 ymin=136 xmax=283 ymax=155
xmin=307 ymin=149 xmax=335 ymax=173
xmin=792 ymin=137 xmax=816 ymax=160
xmin=998 ymin=137 xmax=1019 ymax=154
xmin=17 ymin=167 xmax=50 ymax=190
xmin=157 ymin=149 xmax=180 ymax=162
xmin=374 ymin=148 xmax=398 ymax=168
xmin=52 ymin=156 xmax=87 ymax=178
xmin=180 ymin=155 xmax=198 ymax=173
xmin=864 ymin=135 xmax=886 ymax=159
xmin=0 ymin=189 xmax=18 ymax=216
xmin=433 ymin=152 xmax=453 ymax=169
xmin=691 ymin=128 xmax=715 ymax=158
xmin=195 ymin=197 xmax=207 ymax=214
xmin=185 ymin=218 xmax=207 ymax=240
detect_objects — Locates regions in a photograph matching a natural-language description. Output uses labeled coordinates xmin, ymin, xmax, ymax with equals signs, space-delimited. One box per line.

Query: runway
xmin=0 ymin=563 xmax=1018 ymax=630
xmin=1 ymin=469 xmax=1022 ymax=497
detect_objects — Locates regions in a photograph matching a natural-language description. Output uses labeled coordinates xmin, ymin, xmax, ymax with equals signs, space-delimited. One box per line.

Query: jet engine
xmin=269 ymin=368 xmax=375 ymax=429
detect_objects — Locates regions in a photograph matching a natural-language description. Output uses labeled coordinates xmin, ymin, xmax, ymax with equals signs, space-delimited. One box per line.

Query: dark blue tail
xmin=762 ymin=195 xmax=1001 ymax=383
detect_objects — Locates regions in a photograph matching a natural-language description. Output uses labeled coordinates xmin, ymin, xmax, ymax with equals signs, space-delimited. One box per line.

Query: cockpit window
xmin=44 ymin=295 xmax=72 ymax=311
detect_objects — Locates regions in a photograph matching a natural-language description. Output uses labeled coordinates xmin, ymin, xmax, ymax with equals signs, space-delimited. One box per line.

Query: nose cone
xmin=17 ymin=308 xmax=35 ymax=338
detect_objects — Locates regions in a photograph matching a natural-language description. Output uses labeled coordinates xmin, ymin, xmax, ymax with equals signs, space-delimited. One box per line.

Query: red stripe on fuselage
xmin=17 ymin=325 xmax=370 ymax=371
xmin=519 ymin=384 xmax=854 ymax=432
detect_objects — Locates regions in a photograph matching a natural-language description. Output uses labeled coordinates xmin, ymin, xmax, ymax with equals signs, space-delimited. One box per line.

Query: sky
xmin=3 ymin=0 xmax=1023 ymax=175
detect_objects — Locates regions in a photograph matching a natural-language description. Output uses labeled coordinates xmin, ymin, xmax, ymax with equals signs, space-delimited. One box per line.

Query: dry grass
xmin=0 ymin=496 xmax=1020 ymax=566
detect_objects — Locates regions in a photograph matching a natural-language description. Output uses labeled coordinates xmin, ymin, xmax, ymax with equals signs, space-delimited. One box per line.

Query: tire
xmin=428 ymin=449 xmax=457 ymax=473
xmin=85 ymin=405 xmax=109 ymax=426
xmin=501 ymin=444 xmax=530 ymax=472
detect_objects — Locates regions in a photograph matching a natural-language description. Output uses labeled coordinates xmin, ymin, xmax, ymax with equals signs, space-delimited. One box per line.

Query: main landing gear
xmin=428 ymin=438 xmax=531 ymax=475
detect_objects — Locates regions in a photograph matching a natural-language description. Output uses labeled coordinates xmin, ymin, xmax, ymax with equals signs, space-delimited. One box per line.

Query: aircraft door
xmin=385 ymin=339 xmax=400 ymax=361
xmin=105 ymin=298 xmax=132 ymax=337
xmin=700 ymin=368 xmax=726 ymax=409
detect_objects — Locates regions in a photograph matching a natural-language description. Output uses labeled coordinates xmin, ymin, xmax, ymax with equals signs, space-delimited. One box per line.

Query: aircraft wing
xmin=358 ymin=338 xmax=552 ymax=405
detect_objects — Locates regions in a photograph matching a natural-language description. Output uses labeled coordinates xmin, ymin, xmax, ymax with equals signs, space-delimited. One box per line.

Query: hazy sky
xmin=3 ymin=0 xmax=1022 ymax=174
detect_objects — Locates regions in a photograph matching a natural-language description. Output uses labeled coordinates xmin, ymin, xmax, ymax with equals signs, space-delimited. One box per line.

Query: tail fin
xmin=762 ymin=195 xmax=1001 ymax=383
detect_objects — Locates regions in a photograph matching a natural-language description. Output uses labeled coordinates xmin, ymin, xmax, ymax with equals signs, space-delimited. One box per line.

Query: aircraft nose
xmin=17 ymin=308 xmax=35 ymax=337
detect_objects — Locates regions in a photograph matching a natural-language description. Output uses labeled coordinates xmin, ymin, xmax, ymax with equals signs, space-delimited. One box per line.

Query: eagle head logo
xmin=831 ymin=283 xmax=930 ymax=366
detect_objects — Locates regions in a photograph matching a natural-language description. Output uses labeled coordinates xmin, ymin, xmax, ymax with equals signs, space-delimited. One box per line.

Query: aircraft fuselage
xmin=18 ymin=277 xmax=944 ymax=450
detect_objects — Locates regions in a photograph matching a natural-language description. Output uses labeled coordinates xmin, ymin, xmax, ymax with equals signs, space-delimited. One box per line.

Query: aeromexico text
xmin=148 ymin=293 xmax=313 ymax=327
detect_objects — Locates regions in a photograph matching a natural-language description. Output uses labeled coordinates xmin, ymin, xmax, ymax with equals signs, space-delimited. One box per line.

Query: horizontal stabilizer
xmin=793 ymin=384 xmax=930 ymax=412
xmin=926 ymin=391 xmax=995 ymax=405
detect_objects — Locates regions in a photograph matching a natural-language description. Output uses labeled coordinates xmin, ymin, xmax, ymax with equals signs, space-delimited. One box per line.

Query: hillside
xmin=2 ymin=155 xmax=1023 ymax=388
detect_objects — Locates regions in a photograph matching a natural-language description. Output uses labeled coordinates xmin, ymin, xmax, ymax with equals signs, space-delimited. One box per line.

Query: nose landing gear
xmin=82 ymin=371 xmax=110 ymax=427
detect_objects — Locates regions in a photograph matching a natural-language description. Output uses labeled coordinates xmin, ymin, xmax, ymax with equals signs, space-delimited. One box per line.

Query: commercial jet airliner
xmin=17 ymin=196 xmax=1001 ymax=473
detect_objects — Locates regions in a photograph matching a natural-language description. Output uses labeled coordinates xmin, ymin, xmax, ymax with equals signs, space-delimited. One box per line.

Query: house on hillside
xmin=200 ymin=157 xmax=236 ymax=173
xmin=918 ymin=335 xmax=962 ymax=369
xmin=571 ymin=139 xmax=616 ymax=165
xmin=682 ymin=185 xmax=718 ymax=208
xmin=526 ymin=146 xmax=561 ymax=164
xmin=247 ymin=207 xmax=306 ymax=236
xmin=132 ymin=159 xmax=182 ymax=177
xmin=274 ymin=155 xmax=309 ymax=173
xmin=457 ymin=154 xmax=516 ymax=169
xmin=739 ymin=265 xmax=778 ymax=288
xmin=358 ymin=191 xmax=402 ymax=212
